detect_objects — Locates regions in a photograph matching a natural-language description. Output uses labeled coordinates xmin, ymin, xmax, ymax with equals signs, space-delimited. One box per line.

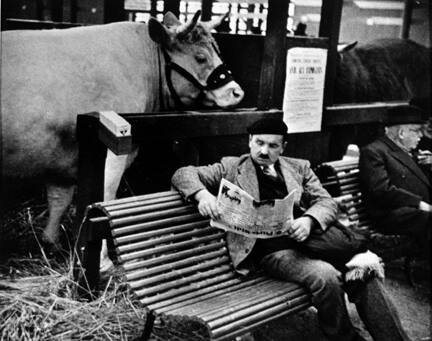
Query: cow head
xmin=148 ymin=11 xmax=244 ymax=108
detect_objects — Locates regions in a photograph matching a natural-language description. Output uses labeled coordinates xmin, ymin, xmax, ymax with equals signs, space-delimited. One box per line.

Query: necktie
xmin=262 ymin=165 xmax=278 ymax=178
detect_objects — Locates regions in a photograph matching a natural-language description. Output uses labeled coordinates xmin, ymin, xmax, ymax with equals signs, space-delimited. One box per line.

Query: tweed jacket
xmin=171 ymin=154 xmax=337 ymax=274
xmin=359 ymin=136 xmax=431 ymax=219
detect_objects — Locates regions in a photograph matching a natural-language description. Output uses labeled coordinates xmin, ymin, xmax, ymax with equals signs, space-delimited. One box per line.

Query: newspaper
xmin=210 ymin=179 xmax=297 ymax=239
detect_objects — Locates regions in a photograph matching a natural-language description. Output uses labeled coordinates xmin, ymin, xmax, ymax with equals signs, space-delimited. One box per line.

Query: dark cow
xmin=335 ymin=38 xmax=430 ymax=103
xmin=1 ymin=11 xmax=244 ymax=268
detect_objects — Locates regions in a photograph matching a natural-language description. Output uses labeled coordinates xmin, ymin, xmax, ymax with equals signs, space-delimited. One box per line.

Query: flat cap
xmin=386 ymin=104 xmax=426 ymax=126
xmin=247 ymin=118 xmax=288 ymax=136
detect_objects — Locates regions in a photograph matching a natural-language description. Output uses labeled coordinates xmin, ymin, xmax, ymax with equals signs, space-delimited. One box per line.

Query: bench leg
xmin=141 ymin=311 xmax=155 ymax=341
xmin=75 ymin=239 xmax=102 ymax=300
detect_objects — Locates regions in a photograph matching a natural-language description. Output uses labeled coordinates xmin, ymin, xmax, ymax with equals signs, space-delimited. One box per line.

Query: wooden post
xmin=74 ymin=113 xmax=106 ymax=297
xmin=201 ymin=0 xmax=213 ymax=21
xmin=150 ymin=0 xmax=158 ymax=18
xmin=63 ymin=0 xmax=77 ymax=22
xmin=164 ymin=0 xmax=180 ymax=18
xmin=401 ymin=0 xmax=414 ymax=39
xmin=257 ymin=0 xmax=289 ymax=109
xmin=51 ymin=0 xmax=64 ymax=22
xmin=319 ymin=0 xmax=343 ymax=107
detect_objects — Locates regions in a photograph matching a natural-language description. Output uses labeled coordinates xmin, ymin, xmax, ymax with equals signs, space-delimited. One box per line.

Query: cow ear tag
xmin=148 ymin=17 xmax=170 ymax=45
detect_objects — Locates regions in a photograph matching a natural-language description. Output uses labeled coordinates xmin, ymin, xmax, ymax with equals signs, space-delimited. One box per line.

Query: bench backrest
xmin=86 ymin=191 xmax=237 ymax=310
xmin=316 ymin=159 xmax=373 ymax=234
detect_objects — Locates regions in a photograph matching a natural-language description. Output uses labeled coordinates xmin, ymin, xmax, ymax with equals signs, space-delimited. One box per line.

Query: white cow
xmin=1 ymin=11 xmax=244 ymax=269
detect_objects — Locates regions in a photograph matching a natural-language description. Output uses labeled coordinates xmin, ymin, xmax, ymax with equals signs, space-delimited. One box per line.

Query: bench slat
xmin=208 ymin=290 xmax=309 ymax=329
xmin=136 ymin=265 xmax=233 ymax=297
xmin=112 ymin=213 xmax=204 ymax=237
xmin=126 ymin=249 xmax=228 ymax=281
xmin=144 ymin=273 xmax=238 ymax=307
xmin=111 ymin=206 xmax=196 ymax=227
xmin=115 ymin=220 xmax=209 ymax=245
xmin=156 ymin=276 xmax=270 ymax=313
xmin=109 ymin=199 xmax=185 ymax=218
xmin=181 ymin=282 xmax=303 ymax=319
xmin=104 ymin=194 xmax=182 ymax=212
xmin=129 ymin=257 xmax=231 ymax=289
xmin=211 ymin=296 xmax=311 ymax=338
xmin=101 ymin=190 xmax=179 ymax=207
xmin=117 ymin=226 xmax=218 ymax=254
xmin=122 ymin=242 xmax=226 ymax=272
xmin=212 ymin=301 xmax=311 ymax=341
xmin=118 ymin=233 xmax=225 ymax=262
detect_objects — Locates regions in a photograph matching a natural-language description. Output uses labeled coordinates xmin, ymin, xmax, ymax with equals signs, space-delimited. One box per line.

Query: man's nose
xmin=260 ymin=145 xmax=269 ymax=154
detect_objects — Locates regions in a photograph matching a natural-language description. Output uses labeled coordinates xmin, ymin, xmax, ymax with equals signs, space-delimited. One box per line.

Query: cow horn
xmin=176 ymin=10 xmax=201 ymax=38
xmin=337 ymin=41 xmax=358 ymax=53
xmin=205 ymin=12 xmax=230 ymax=31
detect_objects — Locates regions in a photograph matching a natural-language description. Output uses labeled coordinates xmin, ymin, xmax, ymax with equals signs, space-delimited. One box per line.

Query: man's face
xmin=399 ymin=124 xmax=423 ymax=150
xmin=249 ymin=134 xmax=285 ymax=166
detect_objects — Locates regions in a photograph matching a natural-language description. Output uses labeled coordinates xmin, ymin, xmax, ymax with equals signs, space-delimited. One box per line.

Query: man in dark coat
xmin=172 ymin=117 xmax=412 ymax=341
xmin=359 ymin=104 xmax=431 ymax=253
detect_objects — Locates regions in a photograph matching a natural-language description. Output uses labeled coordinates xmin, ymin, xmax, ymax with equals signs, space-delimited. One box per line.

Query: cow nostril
xmin=233 ymin=88 xmax=244 ymax=99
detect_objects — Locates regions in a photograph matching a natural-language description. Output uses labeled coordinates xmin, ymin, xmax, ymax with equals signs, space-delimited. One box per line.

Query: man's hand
xmin=416 ymin=150 xmax=432 ymax=165
xmin=288 ymin=216 xmax=313 ymax=242
xmin=418 ymin=200 xmax=432 ymax=212
xmin=194 ymin=189 xmax=221 ymax=220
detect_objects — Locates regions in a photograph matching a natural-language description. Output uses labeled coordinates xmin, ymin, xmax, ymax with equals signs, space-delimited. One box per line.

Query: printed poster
xmin=282 ymin=47 xmax=328 ymax=133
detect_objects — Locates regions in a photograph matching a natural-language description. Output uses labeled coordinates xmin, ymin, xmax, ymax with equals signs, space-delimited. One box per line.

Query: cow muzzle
xmin=204 ymin=81 xmax=244 ymax=108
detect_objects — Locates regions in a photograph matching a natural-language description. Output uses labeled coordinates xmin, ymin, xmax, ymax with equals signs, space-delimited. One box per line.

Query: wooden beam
xmin=401 ymin=0 xmax=414 ymax=39
xmin=164 ymin=0 xmax=180 ymax=18
xmin=323 ymin=101 xmax=409 ymax=127
xmin=257 ymin=0 xmax=290 ymax=109
xmin=319 ymin=0 xmax=343 ymax=107
xmin=123 ymin=110 xmax=283 ymax=142
xmin=201 ymin=0 xmax=213 ymax=21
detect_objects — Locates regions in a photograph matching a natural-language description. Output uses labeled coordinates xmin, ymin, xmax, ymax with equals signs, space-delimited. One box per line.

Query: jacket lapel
xmin=381 ymin=136 xmax=431 ymax=187
xmin=278 ymin=157 xmax=302 ymax=203
xmin=236 ymin=156 xmax=260 ymax=200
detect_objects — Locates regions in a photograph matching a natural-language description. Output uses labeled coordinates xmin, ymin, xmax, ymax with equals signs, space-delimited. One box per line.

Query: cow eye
xmin=195 ymin=53 xmax=207 ymax=64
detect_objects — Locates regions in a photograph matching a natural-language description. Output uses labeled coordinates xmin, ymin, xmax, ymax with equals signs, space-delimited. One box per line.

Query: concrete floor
xmin=245 ymin=259 xmax=431 ymax=341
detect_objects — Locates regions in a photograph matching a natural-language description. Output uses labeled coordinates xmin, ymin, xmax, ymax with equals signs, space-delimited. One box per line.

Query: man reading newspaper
xmin=171 ymin=118 xmax=412 ymax=341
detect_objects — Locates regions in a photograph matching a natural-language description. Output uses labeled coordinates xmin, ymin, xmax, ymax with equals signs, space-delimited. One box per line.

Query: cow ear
xmin=164 ymin=11 xmax=181 ymax=28
xmin=148 ymin=17 xmax=170 ymax=45
xmin=337 ymin=41 xmax=358 ymax=53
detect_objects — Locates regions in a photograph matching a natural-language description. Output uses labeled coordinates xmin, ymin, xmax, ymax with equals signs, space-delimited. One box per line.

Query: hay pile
xmin=0 ymin=200 xmax=147 ymax=341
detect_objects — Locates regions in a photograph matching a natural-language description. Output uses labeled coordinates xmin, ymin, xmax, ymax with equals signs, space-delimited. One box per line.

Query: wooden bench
xmin=315 ymin=158 xmax=420 ymax=282
xmin=81 ymin=190 xmax=312 ymax=341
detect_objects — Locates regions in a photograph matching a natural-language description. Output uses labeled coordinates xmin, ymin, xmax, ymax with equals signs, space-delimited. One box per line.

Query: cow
xmin=1 ymin=11 xmax=244 ymax=270
xmin=335 ymin=38 xmax=430 ymax=103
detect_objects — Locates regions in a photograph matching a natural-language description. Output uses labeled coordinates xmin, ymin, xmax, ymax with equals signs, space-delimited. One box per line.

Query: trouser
xmin=259 ymin=249 xmax=412 ymax=341
xmin=375 ymin=207 xmax=431 ymax=255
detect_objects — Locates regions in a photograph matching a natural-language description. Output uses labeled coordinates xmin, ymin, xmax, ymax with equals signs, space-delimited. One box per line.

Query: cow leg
xmin=101 ymin=148 xmax=138 ymax=272
xmin=44 ymin=184 xmax=75 ymax=246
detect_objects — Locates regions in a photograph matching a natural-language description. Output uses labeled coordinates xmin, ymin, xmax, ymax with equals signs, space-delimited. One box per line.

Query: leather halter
xmin=159 ymin=45 xmax=234 ymax=109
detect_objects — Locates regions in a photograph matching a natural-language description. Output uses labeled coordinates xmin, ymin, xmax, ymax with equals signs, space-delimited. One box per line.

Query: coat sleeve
xmin=300 ymin=161 xmax=338 ymax=230
xmin=171 ymin=158 xmax=233 ymax=201
xmin=359 ymin=146 xmax=422 ymax=208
